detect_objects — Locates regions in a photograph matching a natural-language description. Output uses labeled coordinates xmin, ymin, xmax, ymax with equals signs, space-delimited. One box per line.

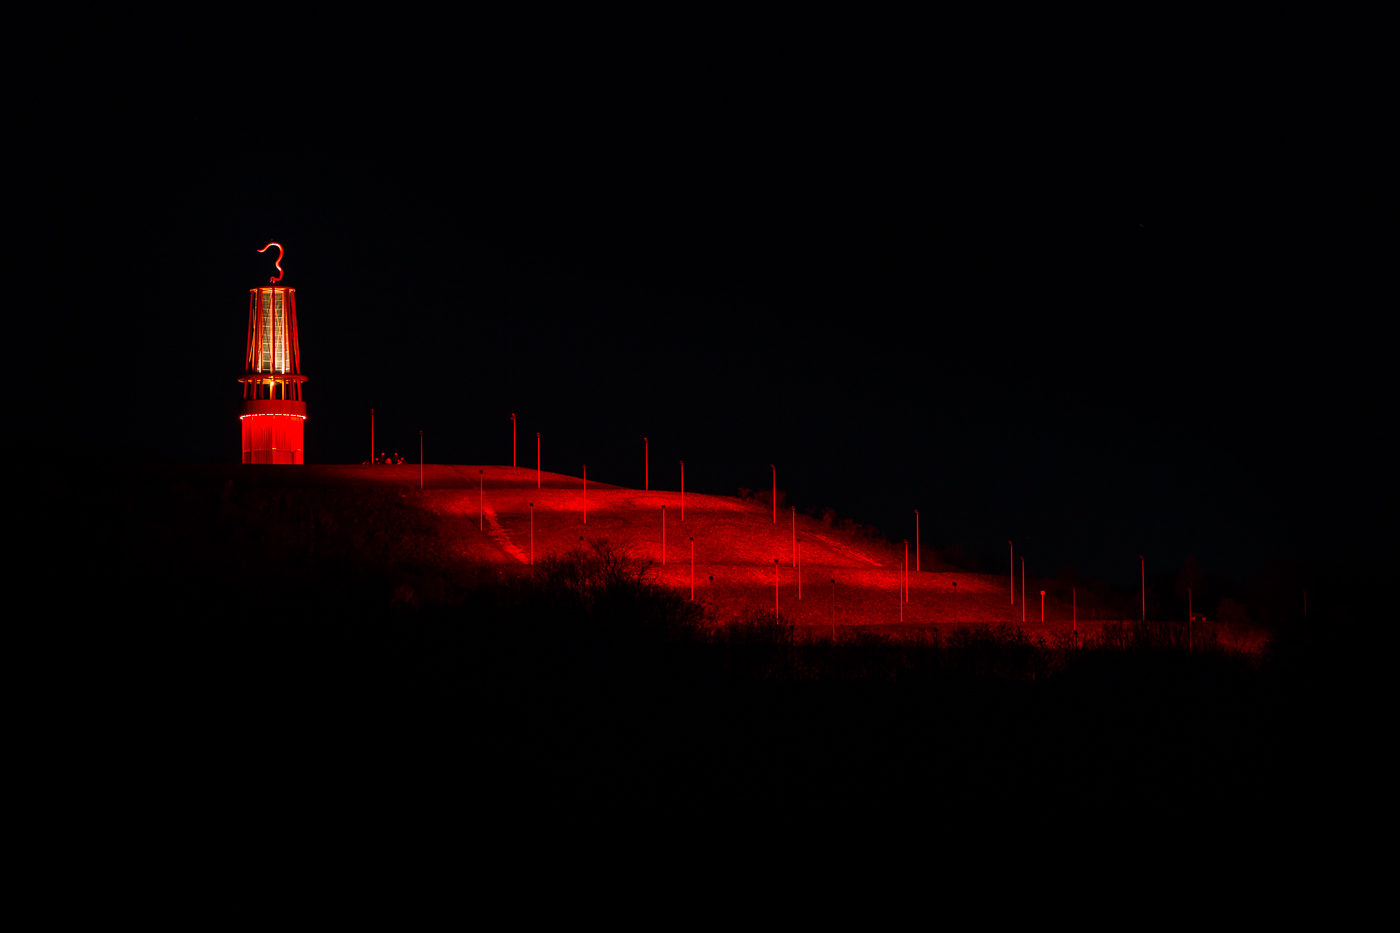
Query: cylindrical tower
xmin=239 ymin=245 xmax=306 ymax=463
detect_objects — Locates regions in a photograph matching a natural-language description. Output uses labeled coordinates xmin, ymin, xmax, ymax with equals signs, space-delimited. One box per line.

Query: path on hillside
xmin=446 ymin=465 xmax=530 ymax=563
xmin=808 ymin=531 xmax=882 ymax=566
xmin=480 ymin=502 xmax=529 ymax=564
xmin=419 ymin=465 xmax=1121 ymax=633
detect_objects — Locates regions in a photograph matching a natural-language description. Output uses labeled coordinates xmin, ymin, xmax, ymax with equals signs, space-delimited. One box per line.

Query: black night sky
xmin=26 ymin=15 xmax=1390 ymax=592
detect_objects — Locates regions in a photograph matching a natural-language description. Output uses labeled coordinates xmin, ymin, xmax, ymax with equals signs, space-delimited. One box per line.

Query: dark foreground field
xmin=33 ymin=461 xmax=1340 ymax=852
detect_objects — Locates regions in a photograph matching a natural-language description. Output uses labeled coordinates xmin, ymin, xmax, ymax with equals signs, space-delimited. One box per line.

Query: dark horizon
xmin=26 ymin=22 xmax=1389 ymax=594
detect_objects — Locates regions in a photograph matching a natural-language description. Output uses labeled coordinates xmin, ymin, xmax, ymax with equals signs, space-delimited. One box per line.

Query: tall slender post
xmin=680 ymin=461 xmax=684 ymax=521
xmin=915 ymin=510 xmax=920 ymax=572
xmin=771 ymin=465 xmax=776 ymax=524
xmin=1140 ymin=555 xmax=1145 ymax=622
xmin=1040 ymin=590 xmax=1045 ymax=624
xmin=419 ymin=431 xmax=423 ymax=490
xmin=582 ymin=464 xmax=587 ymax=524
xmin=478 ymin=469 xmax=483 ymax=530
xmin=536 ymin=433 xmax=541 ymax=488
xmin=644 ymin=438 xmax=649 ymax=491
xmin=1009 ymin=541 xmax=1014 ymax=606
xmin=791 ymin=507 xmax=797 ymax=566
xmin=512 ymin=414 xmax=516 ymax=468
xmin=661 ymin=505 xmax=666 ymax=565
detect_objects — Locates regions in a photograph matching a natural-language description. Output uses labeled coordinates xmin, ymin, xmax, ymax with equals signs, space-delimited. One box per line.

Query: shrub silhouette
xmin=527 ymin=538 xmax=704 ymax=648
xmin=1216 ymin=597 xmax=1251 ymax=627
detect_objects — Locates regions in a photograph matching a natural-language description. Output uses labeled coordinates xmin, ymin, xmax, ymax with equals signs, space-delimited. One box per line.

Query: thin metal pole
xmin=1040 ymin=589 xmax=1045 ymax=624
xmin=512 ymin=414 xmax=516 ymax=468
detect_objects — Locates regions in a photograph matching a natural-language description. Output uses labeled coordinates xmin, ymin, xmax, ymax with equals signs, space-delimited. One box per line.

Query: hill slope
xmin=83 ymin=462 xmax=1259 ymax=646
xmin=412 ymin=464 xmax=1091 ymax=635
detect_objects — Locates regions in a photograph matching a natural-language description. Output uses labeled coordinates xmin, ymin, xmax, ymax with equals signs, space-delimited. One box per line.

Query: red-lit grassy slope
xmin=302 ymin=463 xmax=1252 ymax=643
xmin=137 ymin=462 xmax=1264 ymax=647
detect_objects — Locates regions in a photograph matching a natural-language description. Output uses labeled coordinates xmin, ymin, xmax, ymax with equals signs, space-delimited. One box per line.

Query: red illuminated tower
xmin=239 ymin=243 xmax=307 ymax=463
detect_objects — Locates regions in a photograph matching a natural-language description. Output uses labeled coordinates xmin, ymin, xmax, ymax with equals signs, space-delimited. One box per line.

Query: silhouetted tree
xmin=1216 ymin=597 xmax=1250 ymax=626
xmin=1175 ymin=555 xmax=1203 ymax=618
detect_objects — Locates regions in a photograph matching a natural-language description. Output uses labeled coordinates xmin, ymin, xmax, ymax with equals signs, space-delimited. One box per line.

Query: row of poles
xmin=508 ymin=414 xmax=941 ymax=638
xmin=370 ymin=411 xmax=1178 ymax=635
xmin=374 ymin=411 xmax=943 ymax=625
xmin=1005 ymin=545 xmax=1231 ymax=636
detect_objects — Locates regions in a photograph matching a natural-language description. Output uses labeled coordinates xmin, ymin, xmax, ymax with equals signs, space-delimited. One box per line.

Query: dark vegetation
xmin=39 ymin=464 xmax=1338 ymax=801
xmin=771 ymin=487 xmax=1326 ymax=635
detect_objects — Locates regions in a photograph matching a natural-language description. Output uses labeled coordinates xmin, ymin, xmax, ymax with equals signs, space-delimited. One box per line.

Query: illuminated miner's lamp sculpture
xmin=239 ymin=243 xmax=306 ymax=463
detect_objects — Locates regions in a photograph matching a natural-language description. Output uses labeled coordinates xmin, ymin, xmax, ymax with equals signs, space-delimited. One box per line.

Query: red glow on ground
xmin=173 ymin=461 xmax=1266 ymax=650
xmin=408 ymin=465 xmax=1193 ymax=640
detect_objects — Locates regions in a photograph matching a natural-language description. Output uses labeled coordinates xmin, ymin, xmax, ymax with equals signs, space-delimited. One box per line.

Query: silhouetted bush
xmin=527 ymin=538 xmax=705 ymax=647
xmin=1216 ymin=597 xmax=1251 ymax=626
xmin=944 ymin=624 xmax=1045 ymax=681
